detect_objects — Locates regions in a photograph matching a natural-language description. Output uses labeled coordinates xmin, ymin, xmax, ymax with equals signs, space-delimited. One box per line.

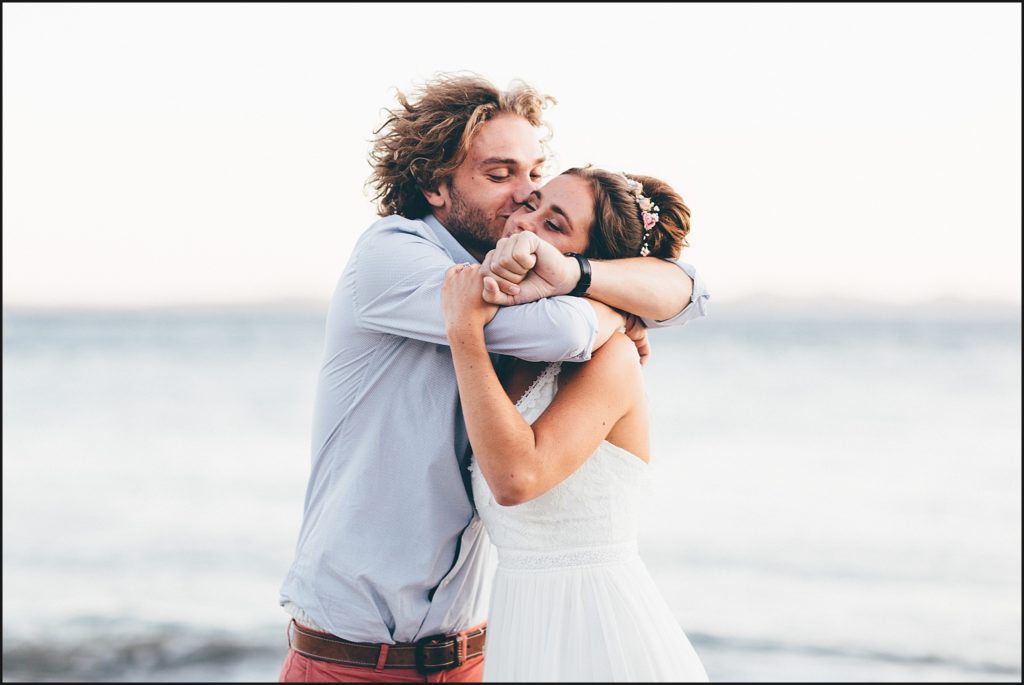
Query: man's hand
xmin=623 ymin=314 xmax=651 ymax=365
xmin=481 ymin=232 xmax=581 ymax=305
xmin=480 ymin=234 xmax=537 ymax=291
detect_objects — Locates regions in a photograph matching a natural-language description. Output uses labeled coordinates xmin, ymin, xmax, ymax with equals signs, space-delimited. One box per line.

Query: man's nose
xmin=511 ymin=176 xmax=536 ymax=206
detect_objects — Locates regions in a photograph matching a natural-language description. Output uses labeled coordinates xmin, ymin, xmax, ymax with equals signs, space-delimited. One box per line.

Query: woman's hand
xmin=623 ymin=314 xmax=651 ymax=365
xmin=442 ymin=263 xmax=500 ymax=336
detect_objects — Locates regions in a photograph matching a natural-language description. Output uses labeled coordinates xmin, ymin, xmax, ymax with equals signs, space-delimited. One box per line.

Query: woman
xmin=441 ymin=167 xmax=709 ymax=681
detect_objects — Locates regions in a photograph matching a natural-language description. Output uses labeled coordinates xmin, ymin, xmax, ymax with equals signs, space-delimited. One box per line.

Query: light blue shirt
xmin=279 ymin=213 xmax=709 ymax=644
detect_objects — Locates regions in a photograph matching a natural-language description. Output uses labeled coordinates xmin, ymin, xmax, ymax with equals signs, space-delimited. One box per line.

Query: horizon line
xmin=3 ymin=295 xmax=1021 ymax=319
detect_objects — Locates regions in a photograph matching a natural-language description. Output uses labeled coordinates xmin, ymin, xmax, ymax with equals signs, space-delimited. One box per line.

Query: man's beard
xmin=445 ymin=182 xmax=498 ymax=258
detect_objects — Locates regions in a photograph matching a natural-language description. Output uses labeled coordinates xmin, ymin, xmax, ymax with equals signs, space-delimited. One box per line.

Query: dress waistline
xmin=497 ymin=541 xmax=639 ymax=571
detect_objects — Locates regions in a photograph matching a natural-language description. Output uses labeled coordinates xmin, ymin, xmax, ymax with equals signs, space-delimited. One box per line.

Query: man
xmin=278 ymin=73 xmax=709 ymax=682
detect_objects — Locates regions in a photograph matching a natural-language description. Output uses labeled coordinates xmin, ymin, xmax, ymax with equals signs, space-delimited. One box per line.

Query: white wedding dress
xmin=469 ymin=362 xmax=709 ymax=682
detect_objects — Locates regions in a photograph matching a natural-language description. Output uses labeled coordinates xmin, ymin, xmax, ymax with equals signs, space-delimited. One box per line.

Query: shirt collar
xmin=422 ymin=214 xmax=479 ymax=265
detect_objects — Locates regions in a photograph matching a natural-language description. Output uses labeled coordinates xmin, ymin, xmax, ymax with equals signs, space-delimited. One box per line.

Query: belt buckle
xmin=415 ymin=633 xmax=461 ymax=674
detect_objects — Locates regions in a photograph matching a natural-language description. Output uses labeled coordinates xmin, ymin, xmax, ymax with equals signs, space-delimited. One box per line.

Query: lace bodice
xmin=469 ymin=362 xmax=651 ymax=570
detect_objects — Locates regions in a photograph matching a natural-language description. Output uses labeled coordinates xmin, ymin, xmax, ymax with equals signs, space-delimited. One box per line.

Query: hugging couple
xmin=278 ymin=73 xmax=710 ymax=683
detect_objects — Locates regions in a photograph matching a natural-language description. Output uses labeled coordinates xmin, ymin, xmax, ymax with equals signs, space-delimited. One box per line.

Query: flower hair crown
xmin=623 ymin=174 xmax=659 ymax=256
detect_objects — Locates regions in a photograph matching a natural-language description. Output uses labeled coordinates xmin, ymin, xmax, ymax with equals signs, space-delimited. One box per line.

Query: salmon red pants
xmin=278 ymin=623 xmax=486 ymax=683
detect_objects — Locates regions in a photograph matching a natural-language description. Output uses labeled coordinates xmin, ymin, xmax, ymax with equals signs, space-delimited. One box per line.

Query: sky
xmin=2 ymin=3 xmax=1021 ymax=308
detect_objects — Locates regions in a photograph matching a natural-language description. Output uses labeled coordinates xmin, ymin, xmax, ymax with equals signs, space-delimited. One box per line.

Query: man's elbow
xmin=655 ymin=273 xmax=694 ymax=321
xmin=559 ymin=335 xmax=592 ymax=362
xmin=513 ymin=327 xmax=592 ymax=363
xmin=555 ymin=310 xmax=596 ymax=361
xmin=540 ymin=298 xmax=596 ymax=361
xmin=651 ymin=300 xmax=688 ymax=323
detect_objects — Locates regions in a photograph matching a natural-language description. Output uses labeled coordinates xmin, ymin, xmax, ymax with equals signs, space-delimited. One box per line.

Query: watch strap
xmin=564 ymin=252 xmax=592 ymax=297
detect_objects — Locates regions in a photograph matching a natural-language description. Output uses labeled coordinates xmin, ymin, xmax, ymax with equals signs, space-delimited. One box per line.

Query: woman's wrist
xmin=446 ymin=321 xmax=487 ymax=347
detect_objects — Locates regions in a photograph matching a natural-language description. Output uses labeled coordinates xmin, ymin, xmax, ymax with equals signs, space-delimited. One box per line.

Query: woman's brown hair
xmin=368 ymin=74 xmax=555 ymax=219
xmin=561 ymin=167 xmax=691 ymax=260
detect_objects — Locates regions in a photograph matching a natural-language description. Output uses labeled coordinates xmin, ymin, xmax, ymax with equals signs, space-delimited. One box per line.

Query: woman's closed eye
xmin=523 ymin=202 xmax=563 ymax=233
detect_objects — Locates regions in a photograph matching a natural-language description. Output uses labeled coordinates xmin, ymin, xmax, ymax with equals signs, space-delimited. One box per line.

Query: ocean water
xmin=2 ymin=308 xmax=1020 ymax=682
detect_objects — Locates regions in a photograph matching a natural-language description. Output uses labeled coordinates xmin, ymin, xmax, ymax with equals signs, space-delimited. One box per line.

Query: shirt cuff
xmin=642 ymin=260 xmax=710 ymax=329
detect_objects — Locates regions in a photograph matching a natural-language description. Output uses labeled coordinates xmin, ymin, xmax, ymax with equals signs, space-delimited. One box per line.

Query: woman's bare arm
xmin=443 ymin=264 xmax=645 ymax=505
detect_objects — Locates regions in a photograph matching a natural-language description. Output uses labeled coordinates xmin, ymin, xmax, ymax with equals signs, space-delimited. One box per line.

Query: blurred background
xmin=3 ymin=3 xmax=1020 ymax=682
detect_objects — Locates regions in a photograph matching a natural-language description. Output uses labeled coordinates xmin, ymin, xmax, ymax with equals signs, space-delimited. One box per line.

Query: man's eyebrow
xmin=530 ymin=190 xmax=575 ymax=234
xmin=480 ymin=157 xmax=546 ymax=167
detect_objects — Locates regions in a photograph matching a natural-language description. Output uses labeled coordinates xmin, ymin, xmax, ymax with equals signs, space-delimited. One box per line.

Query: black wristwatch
xmin=564 ymin=252 xmax=592 ymax=297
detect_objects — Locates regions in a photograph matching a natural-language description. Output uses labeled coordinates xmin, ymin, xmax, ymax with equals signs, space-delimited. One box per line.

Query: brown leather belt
xmin=288 ymin=620 xmax=486 ymax=673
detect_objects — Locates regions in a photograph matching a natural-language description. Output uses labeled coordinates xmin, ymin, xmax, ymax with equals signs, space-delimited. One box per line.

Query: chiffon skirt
xmin=482 ymin=552 xmax=709 ymax=682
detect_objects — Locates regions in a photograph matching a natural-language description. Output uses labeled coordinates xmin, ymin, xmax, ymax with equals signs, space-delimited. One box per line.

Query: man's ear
xmin=422 ymin=181 xmax=449 ymax=210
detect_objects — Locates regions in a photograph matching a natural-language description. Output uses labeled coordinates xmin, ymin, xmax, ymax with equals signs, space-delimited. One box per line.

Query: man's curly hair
xmin=368 ymin=73 xmax=555 ymax=219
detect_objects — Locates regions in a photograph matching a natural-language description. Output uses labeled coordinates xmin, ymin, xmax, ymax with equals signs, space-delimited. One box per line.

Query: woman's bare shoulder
xmin=595 ymin=331 xmax=641 ymax=363
xmin=561 ymin=332 xmax=642 ymax=393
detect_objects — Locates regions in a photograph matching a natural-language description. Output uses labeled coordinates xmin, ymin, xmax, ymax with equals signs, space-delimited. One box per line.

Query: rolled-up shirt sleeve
xmin=352 ymin=219 xmax=598 ymax=362
xmin=641 ymin=258 xmax=710 ymax=329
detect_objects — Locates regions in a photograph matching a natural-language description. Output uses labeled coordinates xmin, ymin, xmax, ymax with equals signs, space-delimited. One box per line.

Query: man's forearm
xmin=586 ymin=258 xmax=692 ymax=321
xmin=483 ymin=296 xmax=597 ymax=362
xmin=481 ymin=232 xmax=698 ymax=322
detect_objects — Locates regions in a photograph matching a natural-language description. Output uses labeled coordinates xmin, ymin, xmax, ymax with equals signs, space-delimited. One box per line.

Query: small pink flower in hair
xmin=638 ymin=197 xmax=653 ymax=212
xmin=643 ymin=212 xmax=659 ymax=230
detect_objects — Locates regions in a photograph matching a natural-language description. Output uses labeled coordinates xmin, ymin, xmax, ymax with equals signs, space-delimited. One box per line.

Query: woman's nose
xmin=510 ymin=213 xmax=537 ymax=235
